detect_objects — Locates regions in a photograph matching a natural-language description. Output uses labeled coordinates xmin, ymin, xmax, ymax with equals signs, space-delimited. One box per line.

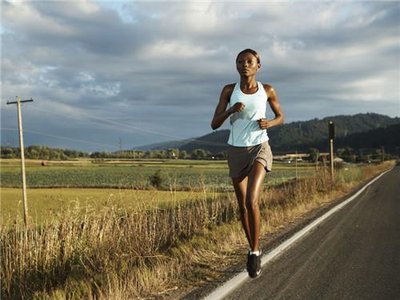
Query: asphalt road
xmin=224 ymin=167 xmax=400 ymax=300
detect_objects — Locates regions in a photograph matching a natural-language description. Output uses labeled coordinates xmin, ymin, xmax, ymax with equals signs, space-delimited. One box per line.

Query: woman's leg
xmin=232 ymin=176 xmax=252 ymax=247
xmin=246 ymin=161 xmax=266 ymax=252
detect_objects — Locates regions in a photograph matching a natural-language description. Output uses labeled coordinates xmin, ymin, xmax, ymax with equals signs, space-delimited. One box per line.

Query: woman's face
xmin=236 ymin=52 xmax=260 ymax=77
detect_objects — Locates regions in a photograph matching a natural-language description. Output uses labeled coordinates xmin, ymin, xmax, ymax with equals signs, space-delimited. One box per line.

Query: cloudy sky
xmin=1 ymin=0 xmax=399 ymax=151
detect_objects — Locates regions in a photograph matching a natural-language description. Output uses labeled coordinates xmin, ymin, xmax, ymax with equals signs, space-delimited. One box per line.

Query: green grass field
xmin=1 ymin=158 xmax=314 ymax=189
xmin=1 ymin=158 xmax=315 ymax=226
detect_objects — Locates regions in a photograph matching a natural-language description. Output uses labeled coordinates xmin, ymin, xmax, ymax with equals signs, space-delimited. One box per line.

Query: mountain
xmin=267 ymin=113 xmax=400 ymax=152
xmin=136 ymin=139 xmax=190 ymax=151
xmin=334 ymin=123 xmax=400 ymax=150
xmin=136 ymin=131 xmax=229 ymax=152
xmin=137 ymin=113 xmax=400 ymax=154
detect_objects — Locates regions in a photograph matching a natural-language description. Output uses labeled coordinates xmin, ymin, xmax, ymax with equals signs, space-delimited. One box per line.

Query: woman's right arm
xmin=211 ymin=84 xmax=243 ymax=130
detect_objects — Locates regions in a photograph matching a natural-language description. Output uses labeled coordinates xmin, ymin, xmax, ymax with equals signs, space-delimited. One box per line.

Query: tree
xmin=308 ymin=148 xmax=319 ymax=163
xmin=167 ymin=148 xmax=179 ymax=159
xmin=149 ymin=170 xmax=163 ymax=189
xmin=191 ymin=149 xmax=209 ymax=160
xmin=1 ymin=147 xmax=17 ymax=158
xmin=179 ymin=150 xmax=189 ymax=159
xmin=337 ymin=147 xmax=357 ymax=163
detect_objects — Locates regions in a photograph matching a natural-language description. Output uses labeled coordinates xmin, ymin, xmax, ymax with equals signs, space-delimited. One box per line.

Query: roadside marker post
xmin=6 ymin=96 xmax=34 ymax=226
xmin=328 ymin=121 xmax=335 ymax=180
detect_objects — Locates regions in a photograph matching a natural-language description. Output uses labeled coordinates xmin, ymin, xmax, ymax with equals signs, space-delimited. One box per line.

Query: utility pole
xmin=328 ymin=121 xmax=335 ymax=180
xmin=6 ymin=96 xmax=34 ymax=226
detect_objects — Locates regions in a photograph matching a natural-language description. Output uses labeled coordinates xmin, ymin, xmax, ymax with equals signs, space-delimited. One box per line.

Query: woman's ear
xmin=257 ymin=63 xmax=261 ymax=70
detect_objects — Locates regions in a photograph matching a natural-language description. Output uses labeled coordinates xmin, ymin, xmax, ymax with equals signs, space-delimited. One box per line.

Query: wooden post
xmin=328 ymin=121 xmax=335 ymax=180
xmin=7 ymin=97 xmax=33 ymax=226
xmin=295 ymin=150 xmax=298 ymax=179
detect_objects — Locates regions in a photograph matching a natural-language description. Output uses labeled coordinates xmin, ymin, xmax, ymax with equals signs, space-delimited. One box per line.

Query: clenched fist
xmin=257 ymin=118 xmax=268 ymax=129
xmin=229 ymin=102 xmax=245 ymax=114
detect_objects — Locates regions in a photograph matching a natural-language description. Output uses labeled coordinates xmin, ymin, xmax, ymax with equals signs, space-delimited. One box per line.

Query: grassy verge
xmin=0 ymin=162 xmax=394 ymax=299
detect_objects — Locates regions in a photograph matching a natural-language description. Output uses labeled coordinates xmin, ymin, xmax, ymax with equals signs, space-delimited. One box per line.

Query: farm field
xmin=1 ymin=188 xmax=214 ymax=226
xmin=0 ymin=158 xmax=314 ymax=190
xmin=1 ymin=158 xmax=315 ymax=226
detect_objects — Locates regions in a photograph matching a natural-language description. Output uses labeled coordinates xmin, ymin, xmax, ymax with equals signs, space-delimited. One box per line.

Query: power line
xmin=30 ymin=105 xmax=189 ymax=140
xmin=1 ymin=126 xmax=228 ymax=150
xmin=1 ymin=127 xmax=119 ymax=149
xmin=26 ymin=105 xmax=228 ymax=148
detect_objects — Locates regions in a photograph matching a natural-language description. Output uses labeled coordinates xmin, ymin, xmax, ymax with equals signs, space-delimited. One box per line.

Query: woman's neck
xmin=239 ymin=76 xmax=258 ymax=94
xmin=240 ymin=76 xmax=257 ymax=88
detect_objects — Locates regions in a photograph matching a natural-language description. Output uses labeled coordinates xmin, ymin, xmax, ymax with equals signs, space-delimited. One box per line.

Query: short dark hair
xmin=236 ymin=48 xmax=261 ymax=64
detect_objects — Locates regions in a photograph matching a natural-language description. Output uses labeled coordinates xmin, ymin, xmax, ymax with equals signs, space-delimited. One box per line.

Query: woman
xmin=211 ymin=49 xmax=284 ymax=278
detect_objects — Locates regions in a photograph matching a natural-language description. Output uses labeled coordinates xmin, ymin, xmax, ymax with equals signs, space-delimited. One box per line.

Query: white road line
xmin=203 ymin=169 xmax=391 ymax=300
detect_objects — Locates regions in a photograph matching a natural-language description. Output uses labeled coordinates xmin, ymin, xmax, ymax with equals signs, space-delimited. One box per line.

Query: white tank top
xmin=228 ymin=82 xmax=269 ymax=146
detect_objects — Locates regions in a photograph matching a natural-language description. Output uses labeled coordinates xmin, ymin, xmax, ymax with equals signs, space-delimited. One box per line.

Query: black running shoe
xmin=247 ymin=250 xmax=261 ymax=278
xmin=256 ymin=250 xmax=262 ymax=275
xmin=246 ymin=251 xmax=251 ymax=273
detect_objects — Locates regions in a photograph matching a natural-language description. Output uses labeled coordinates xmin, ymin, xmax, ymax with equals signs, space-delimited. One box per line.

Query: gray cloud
xmin=1 ymin=0 xmax=399 ymax=151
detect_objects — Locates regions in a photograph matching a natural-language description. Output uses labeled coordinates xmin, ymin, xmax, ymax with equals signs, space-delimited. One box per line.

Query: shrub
xmin=148 ymin=170 xmax=163 ymax=189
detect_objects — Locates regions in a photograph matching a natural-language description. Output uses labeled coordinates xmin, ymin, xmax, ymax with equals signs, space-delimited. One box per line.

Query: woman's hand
xmin=229 ymin=102 xmax=245 ymax=114
xmin=257 ymin=118 xmax=269 ymax=129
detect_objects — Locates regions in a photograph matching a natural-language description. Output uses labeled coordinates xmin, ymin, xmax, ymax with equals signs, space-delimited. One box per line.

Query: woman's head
xmin=236 ymin=49 xmax=261 ymax=64
xmin=236 ymin=49 xmax=261 ymax=76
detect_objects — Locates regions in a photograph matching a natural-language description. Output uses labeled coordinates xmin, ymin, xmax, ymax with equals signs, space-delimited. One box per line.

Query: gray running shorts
xmin=227 ymin=141 xmax=273 ymax=179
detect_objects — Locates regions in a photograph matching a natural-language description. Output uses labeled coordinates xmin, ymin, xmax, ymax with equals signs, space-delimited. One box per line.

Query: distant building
xmin=274 ymin=153 xmax=309 ymax=163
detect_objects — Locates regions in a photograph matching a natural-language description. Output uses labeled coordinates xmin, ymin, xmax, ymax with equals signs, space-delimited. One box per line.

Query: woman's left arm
xmin=258 ymin=84 xmax=284 ymax=129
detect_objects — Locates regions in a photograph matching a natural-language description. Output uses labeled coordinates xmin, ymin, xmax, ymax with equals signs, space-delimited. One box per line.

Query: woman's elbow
xmin=278 ymin=114 xmax=285 ymax=125
xmin=211 ymin=117 xmax=219 ymax=130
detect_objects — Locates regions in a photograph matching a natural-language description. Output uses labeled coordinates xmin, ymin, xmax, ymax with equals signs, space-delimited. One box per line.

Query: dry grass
xmin=1 ymin=162 xmax=394 ymax=299
xmin=1 ymin=188 xmax=213 ymax=226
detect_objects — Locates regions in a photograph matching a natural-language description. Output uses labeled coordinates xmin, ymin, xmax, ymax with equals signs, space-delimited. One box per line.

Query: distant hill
xmin=136 ymin=130 xmax=229 ymax=153
xmin=138 ymin=113 xmax=400 ymax=154
xmin=268 ymin=113 xmax=400 ymax=152
xmin=334 ymin=123 xmax=400 ymax=150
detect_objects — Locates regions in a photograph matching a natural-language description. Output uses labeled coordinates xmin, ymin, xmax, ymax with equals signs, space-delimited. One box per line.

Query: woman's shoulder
xmin=223 ymin=83 xmax=236 ymax=91
xmin=261 ymin=82 xmax=274 ymax=92
xmin=221 ymin=83 xmax=236 ymax=96
xmin=261 ymin=82 xmax=276 ymax=97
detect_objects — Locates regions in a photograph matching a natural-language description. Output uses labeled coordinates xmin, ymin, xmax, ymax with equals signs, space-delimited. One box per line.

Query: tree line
xmin=2 ymin=144 xmax=396 ymax=163
xmin=1 ymin=145 xmax=88 ymax=160
xmin=0 ymin=145 xmax=227 ymax=160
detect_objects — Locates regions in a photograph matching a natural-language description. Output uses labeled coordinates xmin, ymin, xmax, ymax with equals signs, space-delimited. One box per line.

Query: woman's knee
xmin=238 ymin=201 xmax=248 ymax=215
xmin=246 ymin=196 xmax=259 ymax=211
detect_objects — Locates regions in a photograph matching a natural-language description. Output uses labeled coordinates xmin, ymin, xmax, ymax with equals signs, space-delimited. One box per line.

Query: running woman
xmin=211 ymin=49 xmax=284 ymax=278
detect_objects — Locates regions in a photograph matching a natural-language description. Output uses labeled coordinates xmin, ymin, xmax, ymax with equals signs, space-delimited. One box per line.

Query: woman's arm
xmin=258 ymin=84 xmax=284 ymax=129
xmin=211 ymin=84 xmax=244 ymax=130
